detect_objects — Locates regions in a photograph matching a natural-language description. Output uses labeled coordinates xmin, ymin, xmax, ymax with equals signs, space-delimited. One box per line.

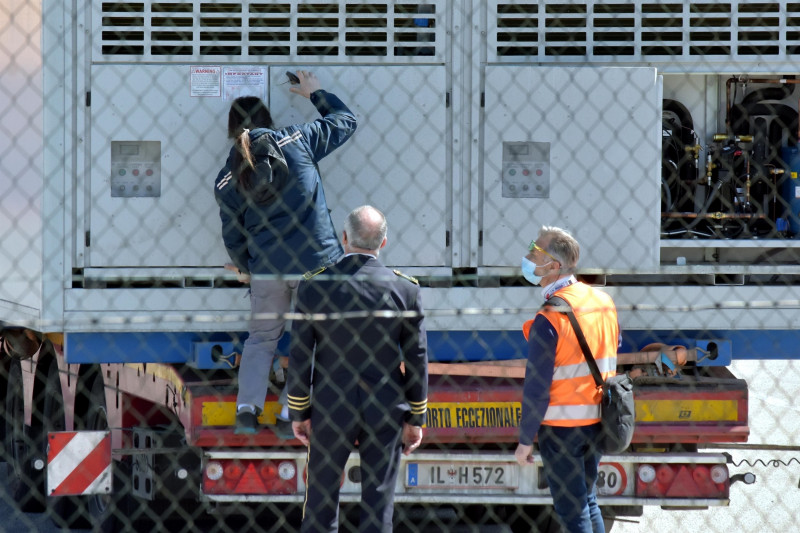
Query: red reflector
xmin=656 ymin=465 xmax=674 ymax=485
xmin=260 ymin=463 xmax=277 ymax=479
xmin=665 ymin=466 xmax=704 ymax=498
xmin=234 ymin=463 xmax=268 ymax=494
xmin=225 ymin=462 xmax=243 ymax=480
xmin=204 ymin=459 xmax=297 ymax=495
xmin=692 ymin=465 xmax=709 ymax=483
xmin=637 ymin=464 xmax=728 ymax=499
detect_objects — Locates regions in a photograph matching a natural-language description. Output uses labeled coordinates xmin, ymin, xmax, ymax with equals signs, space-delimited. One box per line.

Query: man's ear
xmin=342 ymin=231 xmax=348 ymax=245
xmin=379 ymin=236 xmax=387 ymax=249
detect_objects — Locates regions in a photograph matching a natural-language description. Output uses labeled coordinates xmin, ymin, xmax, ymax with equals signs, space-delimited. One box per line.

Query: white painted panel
xmin=89 ymin=64 xmax=241 ymax=267
xmin=269 ymin=65 xmax=449 ymax=268
xmin=88 ymin=64 xmax=449 ymax=269
xmin=0 ymin=0 xmax=43 ymax=312
xmin=482 ymin=66 xmax=662 ymax=270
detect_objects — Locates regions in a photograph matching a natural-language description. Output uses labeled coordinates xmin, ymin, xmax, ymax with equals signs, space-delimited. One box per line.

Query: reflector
xmin=203 ymin=459 xmax=298 ymax=495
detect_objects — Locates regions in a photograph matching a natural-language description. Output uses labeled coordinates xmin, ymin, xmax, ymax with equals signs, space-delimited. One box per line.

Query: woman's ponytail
xmin=232 ymin=128 xmax=255 ymax=190
xmin=227 ymin=96 xmax=274 ymax=192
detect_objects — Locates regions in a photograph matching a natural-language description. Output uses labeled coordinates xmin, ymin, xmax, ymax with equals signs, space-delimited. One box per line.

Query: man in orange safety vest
xmin=514 ymin=226 xmax=619 ymax=533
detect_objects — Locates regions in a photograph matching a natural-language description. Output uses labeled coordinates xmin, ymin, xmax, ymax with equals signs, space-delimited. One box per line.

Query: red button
xmin=536 ymin=169 xmax=543 ymax=176
xmin=522 ymin=169 xmax=530 ymax=176
xmin=146 ymin=169 xmax=153 ymax=176
xmin=132 ymin=169 xmax=140 ymax=176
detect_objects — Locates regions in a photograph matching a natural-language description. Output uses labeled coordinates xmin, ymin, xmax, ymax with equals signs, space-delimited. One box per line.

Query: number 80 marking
xmin=596 ymin=463 xmax=627 ymax=496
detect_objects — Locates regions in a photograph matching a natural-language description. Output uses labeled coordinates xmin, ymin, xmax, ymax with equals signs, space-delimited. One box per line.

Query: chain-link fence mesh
xmin=3 ymin=1 xmax=800 ymax=531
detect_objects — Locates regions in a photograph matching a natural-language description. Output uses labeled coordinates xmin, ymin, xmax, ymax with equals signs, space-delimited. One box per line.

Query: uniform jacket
xmin=287 ymin=254 xmax=429 ymax=427
xmin=522 ymin=282 xmax=618 ymax=428
xmin=214 ymin=90 xmax=357 ymax=276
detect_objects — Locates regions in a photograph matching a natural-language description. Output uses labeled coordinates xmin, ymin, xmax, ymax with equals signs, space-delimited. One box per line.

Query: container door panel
xmin=88 ymin=64 xmax=449 ymax=269
xmin=268 ymin=65 xmax=449 ymax=268
xmin=89 ymin=64 xmax=231 ymax=268
xmin=481 ymin=66 xmax=662 ymax=270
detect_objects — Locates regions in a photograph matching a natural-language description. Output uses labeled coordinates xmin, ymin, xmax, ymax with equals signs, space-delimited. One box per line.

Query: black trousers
xmin=301 ymin=407 xmax=404 ymax=533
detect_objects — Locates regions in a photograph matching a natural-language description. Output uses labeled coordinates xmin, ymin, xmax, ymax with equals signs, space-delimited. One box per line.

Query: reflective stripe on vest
xmin=552 ymin=356 xmax=617 ymax=382
xmin=544 ymin=403 xmax=601 ymax=422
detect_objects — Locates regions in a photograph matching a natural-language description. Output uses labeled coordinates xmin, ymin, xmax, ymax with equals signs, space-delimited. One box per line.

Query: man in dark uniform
xmin=287 ymin=205 xmax=428 ymax=533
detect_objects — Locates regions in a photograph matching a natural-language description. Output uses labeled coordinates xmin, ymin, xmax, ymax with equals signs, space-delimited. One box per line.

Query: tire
xmin=84 ymin=373 xmax=132 ymax=532
xmin=43 ymin=363 xmax=91 ymax=528
xmin=4 ymin=359 xmax=45 ymax=512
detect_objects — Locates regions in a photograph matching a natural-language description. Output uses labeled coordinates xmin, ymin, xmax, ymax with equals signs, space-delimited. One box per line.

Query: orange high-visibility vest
xmin=522 ymin=282 xmax=619 ymax=427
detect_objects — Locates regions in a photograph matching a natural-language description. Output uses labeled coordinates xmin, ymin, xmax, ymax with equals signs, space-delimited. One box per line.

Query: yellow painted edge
xmin=198 ymin=398 xmax=741 ymax=428
xmin=636 ymin=400 xmax=738 ymax=422
xmin=202 ymin=401 xmax=283 ymax=426
xmin=426 ymin=402 xmax=521 ymax=429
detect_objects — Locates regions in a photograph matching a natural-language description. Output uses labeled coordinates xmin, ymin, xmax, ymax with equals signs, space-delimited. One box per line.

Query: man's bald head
xmin=343 ymin=205 xmax=388 ymax=254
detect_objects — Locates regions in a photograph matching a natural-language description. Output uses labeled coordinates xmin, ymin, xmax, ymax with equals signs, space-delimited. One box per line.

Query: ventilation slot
xmin=495 ymin=3 xmax=538 ymax=57
xmin=491 ymin=1 xmax=796 ymax=65
xmin=98 ymin=1 xmax=441 ymax=61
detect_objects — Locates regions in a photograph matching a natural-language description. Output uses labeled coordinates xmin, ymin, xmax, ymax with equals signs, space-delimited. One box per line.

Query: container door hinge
xmin=481 ymin=92 xmax=485 ymax=108
xmin=446 ymin=91 xmax=450 ymax=108
xmin=85 ymin=91 xmax=91 ymax=107
xmin=85 ymin=231 xmax=90 ymax=247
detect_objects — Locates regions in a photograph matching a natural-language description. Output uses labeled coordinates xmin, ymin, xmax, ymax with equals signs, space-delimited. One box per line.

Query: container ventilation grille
xmin=490 ymin=1 xmax=800 ymax=67
xmin=97 ymin=1 xmax=441 ymax=61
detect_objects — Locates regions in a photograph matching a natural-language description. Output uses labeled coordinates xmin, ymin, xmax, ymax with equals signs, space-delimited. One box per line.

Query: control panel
xmin=110 ymin=141 xmax=161 ymax=197
xmin=501 ymin=141 xmax=550 ymax=198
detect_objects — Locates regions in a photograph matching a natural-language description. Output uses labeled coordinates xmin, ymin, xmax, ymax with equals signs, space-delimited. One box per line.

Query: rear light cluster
xmin=203 ymin=459 xmax=297 ymax=495
xmin=636 ymin=464 xmax=729 ymax=499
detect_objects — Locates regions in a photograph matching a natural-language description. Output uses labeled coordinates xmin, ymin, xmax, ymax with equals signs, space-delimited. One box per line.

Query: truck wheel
xmin=43 ymin=363 xmax=91 ymax=528
xmin=4 ymin=359 xmax=44 ymax=512
xmin=85 ymin=373 xmax=131 ymax=532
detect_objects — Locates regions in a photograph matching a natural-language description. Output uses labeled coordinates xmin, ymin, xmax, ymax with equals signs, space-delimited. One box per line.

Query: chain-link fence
xmin=3 ymin=1 xmax=800 ymax=532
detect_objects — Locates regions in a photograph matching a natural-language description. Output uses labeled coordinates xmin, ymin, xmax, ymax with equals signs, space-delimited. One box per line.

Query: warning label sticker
xmin=190 ymin=66 xmax=221 ymax=97
xmin=223 ymin=66 xmax=266 ymax=100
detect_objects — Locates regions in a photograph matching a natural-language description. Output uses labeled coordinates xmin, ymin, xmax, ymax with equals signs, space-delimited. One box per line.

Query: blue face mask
xmin=521 ymin=256 xmax=552 ymax=285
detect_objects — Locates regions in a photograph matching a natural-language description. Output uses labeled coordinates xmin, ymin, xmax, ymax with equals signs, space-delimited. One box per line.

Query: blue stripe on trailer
xmin=64 ymin=329 xmax=800 ymax=365
xmin=64 ymin=332 xmax=258 ymax=364
xmin=623 ymin=330 xmax=800 ymax=361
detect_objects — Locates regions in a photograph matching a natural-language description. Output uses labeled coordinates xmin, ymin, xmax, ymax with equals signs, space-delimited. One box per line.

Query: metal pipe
xmin=661 ymin=212 xmax=768 ymax=220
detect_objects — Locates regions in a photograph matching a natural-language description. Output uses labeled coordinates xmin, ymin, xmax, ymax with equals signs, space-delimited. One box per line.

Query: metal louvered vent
xmin=489 ymin=1 xmax=800 ymax=66
xmin=96 ymin=1 xmax=441 ymax=61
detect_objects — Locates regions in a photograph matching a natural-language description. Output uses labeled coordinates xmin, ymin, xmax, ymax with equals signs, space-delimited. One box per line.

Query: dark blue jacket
xmin=214 ymin=90 xmax=357 ymax=275
xmin=287 ymin=255 xmax=429 ymax=427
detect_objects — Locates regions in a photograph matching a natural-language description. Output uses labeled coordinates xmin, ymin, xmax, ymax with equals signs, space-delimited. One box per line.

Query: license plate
xmin=406 ymin=462 xmax=518 ymax=489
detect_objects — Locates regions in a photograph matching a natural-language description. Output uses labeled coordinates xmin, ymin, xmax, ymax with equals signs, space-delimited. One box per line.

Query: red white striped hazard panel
xmin=47 ymin=431 xmax=112 ymax=496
